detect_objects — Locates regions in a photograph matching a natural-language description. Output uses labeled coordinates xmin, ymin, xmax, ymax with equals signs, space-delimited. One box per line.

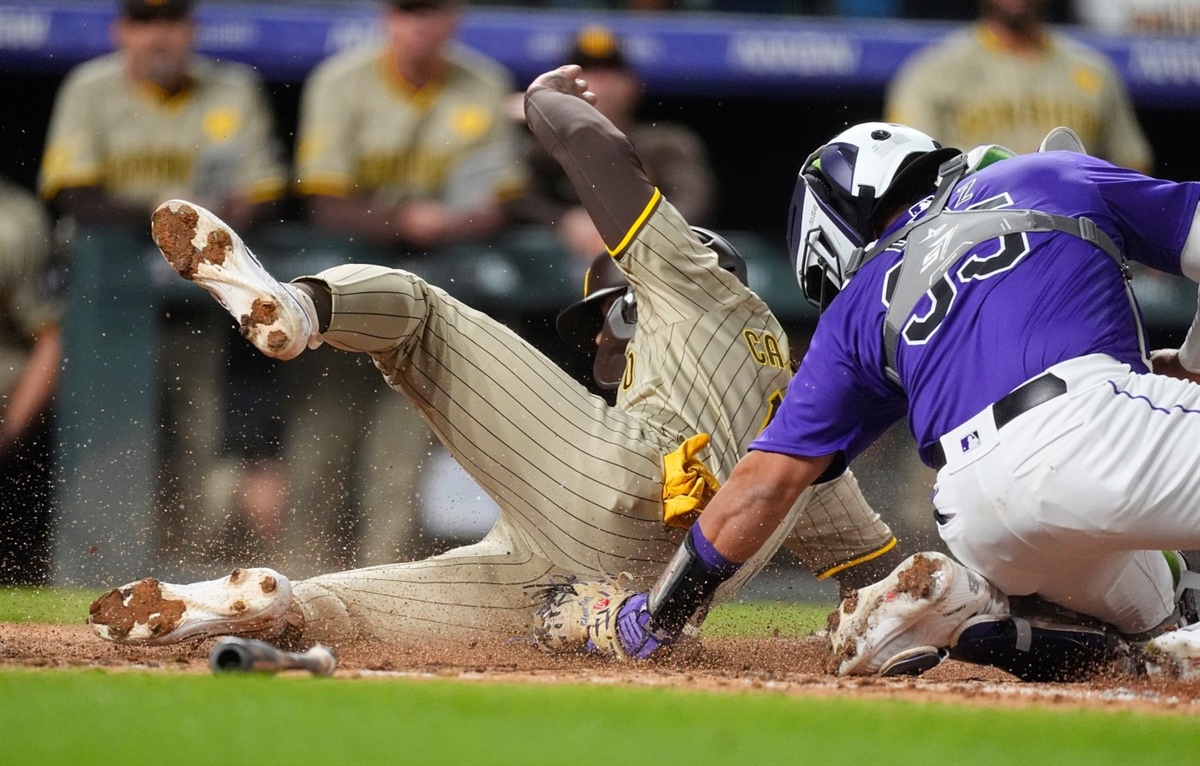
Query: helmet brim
xmin=555 ymin=285 xmax=626 ymax=352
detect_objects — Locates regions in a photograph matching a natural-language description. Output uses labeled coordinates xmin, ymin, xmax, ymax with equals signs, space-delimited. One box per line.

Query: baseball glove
xmin=533 ymin=574 xmax=638 ymax=659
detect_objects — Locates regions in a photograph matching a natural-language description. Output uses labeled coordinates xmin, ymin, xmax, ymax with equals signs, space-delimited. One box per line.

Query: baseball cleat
xmin=151 ymin=200 xmax=319 ymax=359
xmin=829 ymin=552 xmax=1006 ymax=676
xmin=1143 ymin=623 xmax=1200 ymax=680
xmin=88 ymin=567 xmax=293 ymax=645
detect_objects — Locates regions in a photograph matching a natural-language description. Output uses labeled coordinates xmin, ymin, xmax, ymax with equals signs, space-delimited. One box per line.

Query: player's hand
xmin=533 ymin=575 xmax=670 ymax=660
xmin=526 ymin=65 xmax=597 ymax=106
xmin=1149 ymin=349 xmax=1200 ymax=384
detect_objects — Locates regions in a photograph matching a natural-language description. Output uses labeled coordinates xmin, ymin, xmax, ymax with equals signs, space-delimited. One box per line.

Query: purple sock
xmin=690 ymin=523 xmax=741 ymax=579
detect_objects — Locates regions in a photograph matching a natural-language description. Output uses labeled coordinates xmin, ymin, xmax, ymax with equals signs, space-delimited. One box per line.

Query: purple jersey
xmin=753 ymin=152 xmax=1200 ymax=468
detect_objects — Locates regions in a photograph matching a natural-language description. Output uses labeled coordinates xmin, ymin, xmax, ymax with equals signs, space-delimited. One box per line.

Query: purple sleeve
xmin=1079 ymin=157 xmax=1200 ymax=276
xmin=750 ymin=289 xmax=907 ymax=467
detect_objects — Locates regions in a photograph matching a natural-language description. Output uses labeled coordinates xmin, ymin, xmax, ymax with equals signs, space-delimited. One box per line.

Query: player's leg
xmin=150 ymin=200 xmax=319 ymax=360
xmin=290 ymin=515 xmax=559 ymax=646
xmin=86 ymin=516 xmax=555 ymax=648
xmin=780 ymin=469 xmax=907 ymax=595
xmin=307 ymin=263 xmax=680 ymax=585
xmin=936 ymin=357 xmax=1200 ymax=635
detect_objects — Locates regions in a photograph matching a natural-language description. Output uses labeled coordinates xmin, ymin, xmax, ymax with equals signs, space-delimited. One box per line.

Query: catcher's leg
xmin=88 ymin=567 xmax=294 ymax=645
xmin=829 ymin=551 xmax=1008 ymax=676
xmin=291 ymin=515 xmax=558 ymax=647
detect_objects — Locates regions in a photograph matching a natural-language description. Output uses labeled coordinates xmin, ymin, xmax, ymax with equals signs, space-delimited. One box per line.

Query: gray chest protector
xmin=852 ymin=152 xmax=1144 ymax=387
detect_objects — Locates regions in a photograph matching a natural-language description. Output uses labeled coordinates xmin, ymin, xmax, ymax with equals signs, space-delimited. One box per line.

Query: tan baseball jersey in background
xmin=294 ymin=41 xmax=526 ymax=209
xmin=885 ymin=25 xmax=1153 ymax=171
xmin=39 ymin=53 xmax=286 ymax=206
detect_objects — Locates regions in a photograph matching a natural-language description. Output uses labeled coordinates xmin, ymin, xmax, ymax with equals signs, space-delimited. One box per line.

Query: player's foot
xmin=1143 ymin=623 xmax=1200 ymax=680
xmin=828 ymin=552 xmax=1007 ymax=676
xmin=88 ymin=567 xmax=294 ymax=645
xmin=151 ymin=200 xmax=320 ymax=359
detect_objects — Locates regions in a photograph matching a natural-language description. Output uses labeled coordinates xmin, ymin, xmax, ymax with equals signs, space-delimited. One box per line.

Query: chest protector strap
xmin=853 ymin=153 xmax=1142 ymax=388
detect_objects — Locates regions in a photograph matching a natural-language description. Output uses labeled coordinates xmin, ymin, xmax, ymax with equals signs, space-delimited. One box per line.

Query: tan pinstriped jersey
xmin=614 ymin=190 xmax=791 ymax=485
xmin=39 ymin=53 xmax=286 ymax=205
xmin=885 ymin=25 xmax=1153 ymax=171
xmin=294 ymin=42 xmax=526 ymax=208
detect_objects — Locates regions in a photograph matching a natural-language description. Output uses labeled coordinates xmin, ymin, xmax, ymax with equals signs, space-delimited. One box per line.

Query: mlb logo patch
xmin=959 ymin=431 xmax=980 ymax=454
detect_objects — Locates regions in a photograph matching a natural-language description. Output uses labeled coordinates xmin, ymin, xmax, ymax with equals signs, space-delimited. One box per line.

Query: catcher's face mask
xmin=788 ymin=122 xmax=945 ymax=310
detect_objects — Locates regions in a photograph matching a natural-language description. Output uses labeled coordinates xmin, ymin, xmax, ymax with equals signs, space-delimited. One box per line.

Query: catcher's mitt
xmin=533 ymin=574 xmax=638 ymax=659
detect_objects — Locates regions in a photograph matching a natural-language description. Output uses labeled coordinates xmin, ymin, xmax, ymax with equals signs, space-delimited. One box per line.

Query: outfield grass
xmin=3 ymin=587 xmax=1197 ymax=765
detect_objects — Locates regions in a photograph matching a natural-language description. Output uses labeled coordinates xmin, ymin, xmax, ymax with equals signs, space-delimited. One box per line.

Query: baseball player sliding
xmin=534 ymin=122 xmax=1200 ymax=680
xmin=88 ymin=66 xmax=904 ymax=649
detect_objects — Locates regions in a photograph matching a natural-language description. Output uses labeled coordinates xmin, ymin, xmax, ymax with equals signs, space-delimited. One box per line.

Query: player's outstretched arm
xmin=524 ymin=65 xmax=656 ymax=254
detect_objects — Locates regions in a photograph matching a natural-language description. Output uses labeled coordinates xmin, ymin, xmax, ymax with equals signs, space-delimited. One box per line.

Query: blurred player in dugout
xmin=286 ymin=0 xmax=528 ymax=574
xmin=885 ymin=0 xmax=1153 ymax=172
xmin=37 ymin=0 xmax=290 ymax=568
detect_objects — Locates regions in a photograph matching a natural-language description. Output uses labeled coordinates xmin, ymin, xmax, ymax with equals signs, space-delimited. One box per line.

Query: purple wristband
xmin=690 ymin=523 xmax=741 ymax=579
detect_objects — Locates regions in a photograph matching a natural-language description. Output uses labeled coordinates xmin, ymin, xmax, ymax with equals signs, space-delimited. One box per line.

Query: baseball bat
xmin=209 ymin=636 xmax=338 ymax=677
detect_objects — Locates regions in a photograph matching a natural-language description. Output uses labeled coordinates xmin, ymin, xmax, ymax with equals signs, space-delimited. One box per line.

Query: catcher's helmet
xmin=788 ymin=122 xmax=957 ymax=310
xmin=556 ymin=227 xmax=749 ymax=390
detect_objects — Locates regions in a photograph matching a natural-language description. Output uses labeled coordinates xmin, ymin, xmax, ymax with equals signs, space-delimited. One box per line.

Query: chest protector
xmin=851 ymin=153 xmax=1145 ymax=388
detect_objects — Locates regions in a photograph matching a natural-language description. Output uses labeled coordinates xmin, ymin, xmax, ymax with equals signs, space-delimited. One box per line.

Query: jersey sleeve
xmin=1082 ymin=157 xmax=1200 ymax=278
xmin=0 ymin=187 xmax=60 ymax=336
xmin=233 ymin=74 xmax=287 ymax=203
xmin=617 ymin=197 xmax=751 ymax=331
xmin=468 ymin=70 xmax=527 ymax=203
xmin=294 ymin=55 xmax=359 ymax=198
xmin=38 ymin=65 xmax=105 ymax=200
xmin=525 ymin=85 xmax=747 ymax=327
xmin=1094 ymin=64 xmax=1153 ymax=174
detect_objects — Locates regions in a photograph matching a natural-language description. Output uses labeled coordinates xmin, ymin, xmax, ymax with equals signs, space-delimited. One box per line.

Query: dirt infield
xmin=3 ymin=623 xmax=1196 ymax=716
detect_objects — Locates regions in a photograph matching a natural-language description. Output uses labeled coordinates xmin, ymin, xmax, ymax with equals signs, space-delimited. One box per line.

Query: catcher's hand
xmin=534 ymin=574 xmax=666 ymax=660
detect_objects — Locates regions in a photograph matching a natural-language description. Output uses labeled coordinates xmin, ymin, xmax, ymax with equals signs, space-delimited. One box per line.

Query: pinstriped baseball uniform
xmin=885 ymin=25 xmax=1152 ymax=171
xmin=288 ymin=84 xmax=896 ymax=646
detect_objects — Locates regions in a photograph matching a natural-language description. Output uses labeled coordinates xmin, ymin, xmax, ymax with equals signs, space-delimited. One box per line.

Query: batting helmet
xmin=556 ymin=227 xmax=749 ymax=390
xmin=788 ymin=122 xmax=958 ymax=310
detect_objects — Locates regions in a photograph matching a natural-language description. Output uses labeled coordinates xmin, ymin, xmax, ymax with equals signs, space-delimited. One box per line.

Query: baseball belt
xmin=929 ymin=372 xmax=1068 ymax=470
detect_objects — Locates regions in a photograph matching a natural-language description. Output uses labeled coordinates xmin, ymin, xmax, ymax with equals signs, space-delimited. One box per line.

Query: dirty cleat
xmin=89 ymin=567 xmax=293 ymax=645
xmin=1143 ymin=623 xmax=1200 ymax=680
xmin=829 ymin=552 xmax=1007 ymax=676
xmin=151 ymin=200 xmax=319 ymax=359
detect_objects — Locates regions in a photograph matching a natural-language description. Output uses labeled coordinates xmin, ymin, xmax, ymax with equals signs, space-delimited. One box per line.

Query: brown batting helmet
xmin=556 ymin=228 xmax=748 ymax=390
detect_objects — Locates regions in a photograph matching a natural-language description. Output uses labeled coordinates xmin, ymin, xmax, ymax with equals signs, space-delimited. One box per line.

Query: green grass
xmin=3 ymin=588 xmax=1197 ymax=765
xmin=2 ymin=669 xmax=1195 ymax=766
xmin=0 ymin=585 xmax=103 ymax=624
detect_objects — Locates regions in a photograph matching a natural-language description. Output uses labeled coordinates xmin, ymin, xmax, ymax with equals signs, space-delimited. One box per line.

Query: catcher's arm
xmin=1151 ymin=287 xmax=1200 ymax=384
xmin=536 ymin=450 xmax=824 ymax=658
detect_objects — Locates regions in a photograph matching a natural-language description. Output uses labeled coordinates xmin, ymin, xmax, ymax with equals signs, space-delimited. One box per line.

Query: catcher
xmin=88 ymin=66 xmax=905 ymax=649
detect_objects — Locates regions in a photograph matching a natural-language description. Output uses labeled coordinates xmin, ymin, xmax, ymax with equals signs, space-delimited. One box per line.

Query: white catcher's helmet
xmin=787 ymin=122 xmax=957 ymax=309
